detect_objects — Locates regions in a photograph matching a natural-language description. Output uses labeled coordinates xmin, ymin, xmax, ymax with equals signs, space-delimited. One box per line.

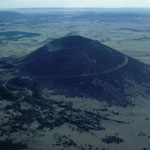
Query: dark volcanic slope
xmin=18 ymin=35 xmax=150 ymax=106
xmin=20 ymin=36 xmax=126 ymax=77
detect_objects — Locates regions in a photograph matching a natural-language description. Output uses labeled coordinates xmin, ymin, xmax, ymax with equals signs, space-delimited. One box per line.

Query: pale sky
xmin=0 ymin=0 xmax=150 ymax=8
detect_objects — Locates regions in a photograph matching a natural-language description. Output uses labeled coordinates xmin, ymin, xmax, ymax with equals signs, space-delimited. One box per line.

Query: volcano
xmin=20 ymin=36 xmax=128 ymax=77
xmin=18 ymin=35 xmax=150 ymax=106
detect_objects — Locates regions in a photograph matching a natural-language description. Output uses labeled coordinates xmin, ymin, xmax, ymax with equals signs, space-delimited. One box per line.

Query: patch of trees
xmin=0 ymin=86 xmax=15 ymax=100
xmin=0 ymin=139 xmax=27 ymax=150
xmin=102 ymin=136 xmax=124 ymax=144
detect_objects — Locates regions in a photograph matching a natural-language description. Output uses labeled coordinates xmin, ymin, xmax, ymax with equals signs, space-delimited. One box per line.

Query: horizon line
xmin=1 ymin=7 xmax=150 ymax=9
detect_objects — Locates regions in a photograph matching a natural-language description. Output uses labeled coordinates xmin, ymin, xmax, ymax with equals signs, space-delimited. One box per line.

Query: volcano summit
xmin=20 ymin=36 xmax=128 ymax=77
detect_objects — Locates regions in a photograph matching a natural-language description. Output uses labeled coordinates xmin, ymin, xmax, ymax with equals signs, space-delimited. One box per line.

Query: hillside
xmin=18 ymin=35 xmax=150 ymax=106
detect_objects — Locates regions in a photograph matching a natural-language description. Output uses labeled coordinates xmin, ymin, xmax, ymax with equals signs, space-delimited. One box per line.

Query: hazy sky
xmin=0 ymin=0 xmax=150 ymax=8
